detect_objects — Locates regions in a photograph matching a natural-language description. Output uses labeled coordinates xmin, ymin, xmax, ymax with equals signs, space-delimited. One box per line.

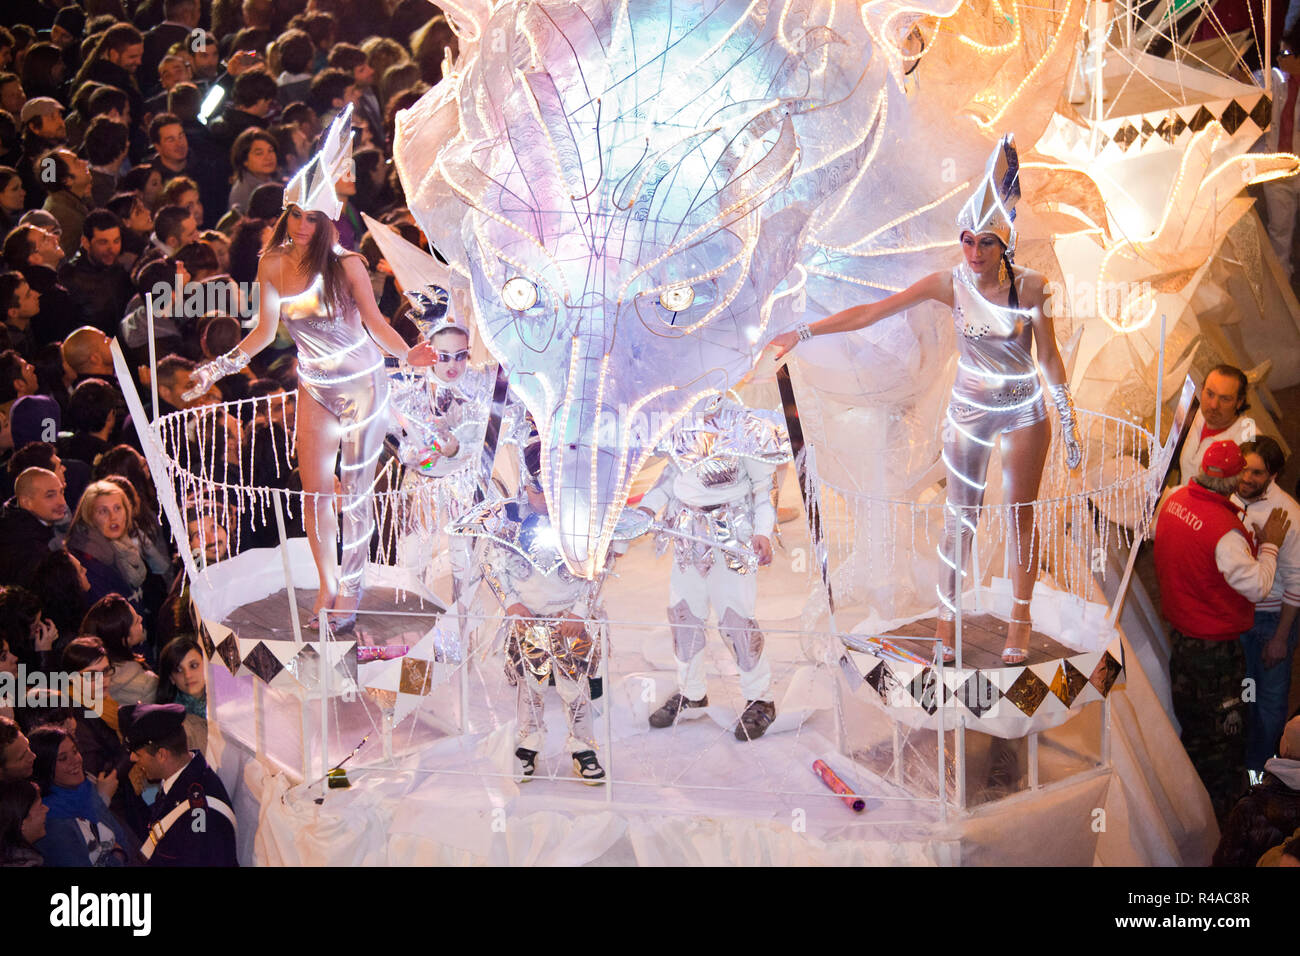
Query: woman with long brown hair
xmin=186 ymin=106 xmax=434 ymax=629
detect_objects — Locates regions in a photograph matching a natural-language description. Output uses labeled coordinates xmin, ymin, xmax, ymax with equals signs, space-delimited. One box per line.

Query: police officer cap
xmin=119 ymin=703 xmax=187 ymax=751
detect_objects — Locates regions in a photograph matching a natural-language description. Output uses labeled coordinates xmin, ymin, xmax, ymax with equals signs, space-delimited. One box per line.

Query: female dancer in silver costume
xmin=186 ymin=107 xmax=435 ymax=628
xmin=771 ymin=136 xmax=1081 ymax=664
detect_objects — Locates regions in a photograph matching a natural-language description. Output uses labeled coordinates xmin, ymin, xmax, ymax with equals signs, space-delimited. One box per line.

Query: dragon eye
xmin=659 ymin=285 xmax=695 ymax=312
xmin=501 ymin=276 xmax=539 ymax=311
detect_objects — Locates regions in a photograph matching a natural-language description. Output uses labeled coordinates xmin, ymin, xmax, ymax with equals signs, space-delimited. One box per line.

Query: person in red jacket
xmin=1155 ymin=440 xmax=1290 ymax=822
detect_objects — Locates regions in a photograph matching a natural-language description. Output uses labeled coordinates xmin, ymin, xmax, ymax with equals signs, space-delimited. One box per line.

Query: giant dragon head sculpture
xmin=395 ymin=0 xmax=981 ymax=577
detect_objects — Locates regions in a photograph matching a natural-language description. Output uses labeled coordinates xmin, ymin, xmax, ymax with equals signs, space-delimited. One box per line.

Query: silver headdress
xmin=956 ymin=134 xmax=1020 ymax=254
xmin=283 ymin=103 xmax=354 ymax=219
xmin=403 ymin=285 xmax=465 ymax=340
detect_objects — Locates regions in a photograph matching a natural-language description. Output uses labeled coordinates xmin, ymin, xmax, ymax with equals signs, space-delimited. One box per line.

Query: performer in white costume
xmin=772 ymin=135 xmax=1082 ymax=665
xmin=451 ymin=430 xmax=615 ymax=783
xmin=638 ymin=394 xmax=792 ymax=740
xmin=185 ymin=106 xmax=435 ymax=629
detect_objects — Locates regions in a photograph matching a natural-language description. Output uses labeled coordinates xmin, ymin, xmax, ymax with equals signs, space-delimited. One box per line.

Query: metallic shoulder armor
xmin=449 ymin=498 xmax=570 ymax=577
xmin=661 ymin=397 xmax=793 ymax=474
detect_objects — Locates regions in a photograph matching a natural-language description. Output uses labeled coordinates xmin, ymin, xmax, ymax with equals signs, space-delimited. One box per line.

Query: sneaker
xmin=734 ymin=699 xmax=776 ymax=741
xmin=515 ymin=747 xmax=538 ymax=782
xmin=572 ymin=750 xmax=605 ymax=785
xmin=648 ymin=692 xmax=709 ymax=728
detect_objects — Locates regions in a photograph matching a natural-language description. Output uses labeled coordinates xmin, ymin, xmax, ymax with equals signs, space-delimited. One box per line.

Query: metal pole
xmin=1154 ymin=314 xmax=1166 ymax=443
xmin=1091 ymin=0 xmax=1107 ymax=154
xmin=145 ymin=292 xmax=159 ymax=421
xmin=272 ymin=492 xmax=304 ymax=646
xmin=1100 ymin=696 xmax=1112 ymax=768
xmin=602 ymin=623 xmax=613 ymax=803
xmin=1028 ymin=731 xmax=1040 ymax=789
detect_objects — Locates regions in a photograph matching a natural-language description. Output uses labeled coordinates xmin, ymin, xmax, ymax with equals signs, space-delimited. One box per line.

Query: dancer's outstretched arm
xmin=768 ymin=270 xmax=951 ymax=358
xmin=340 ymin=254 xmax=436 ymax=366
xmin=183 ymin=254 xmax=285 ymax=399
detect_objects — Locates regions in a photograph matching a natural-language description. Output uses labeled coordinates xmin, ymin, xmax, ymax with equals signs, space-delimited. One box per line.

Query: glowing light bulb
xmin=659 ymin=285 xmax=696 ymax=311
xmin=502 ymin=277 xmax=539 ymax=311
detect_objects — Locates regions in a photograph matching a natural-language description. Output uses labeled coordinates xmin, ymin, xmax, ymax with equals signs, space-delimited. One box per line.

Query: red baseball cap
xmin=1201 ymin=440 xmax=1246 ymax=478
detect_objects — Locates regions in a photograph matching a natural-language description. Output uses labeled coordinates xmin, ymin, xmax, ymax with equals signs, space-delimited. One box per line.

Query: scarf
xmin=43 ymin=777 xmax=101 ymax=822
xmin=176 ymin=689 xmax=206 ymax=719
xmin=68 ymin=524 xmax=148 ymax=590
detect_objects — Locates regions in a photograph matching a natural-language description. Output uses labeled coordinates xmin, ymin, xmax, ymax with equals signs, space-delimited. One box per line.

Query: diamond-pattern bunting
xmin=1156 ymin=116 xmax=1174 ymax=143
xmin=242 ymin=641 xmax=284 ymax=684
xmin=1140 ymin=118 xmax=1155 ymax=142
xmin=1171 ymin=114 xmax=1187 ymax=137
xmin=1189 ymin=104 xmax=1214 ymax=131
xmin=1219 ymin=99 xmax=1248 ymax=135
xmin=1250 ymin=94 xmax=1271 ymax=131
xmin=198 ymin=622 xmax=216 ymax=657
xmin=864 ymin=660 xmax=899 ymax=703
xmin=1003 ymin=666 xmax=1050 ymax=716
xmin=1112 ymin=124 xmax=1138 ymax=150
xmin=1089 ymin=650 xmax=1123 ymax=696
xmin=907 ymin=667 xmax=948 ymax=715
xmin=1049 ymin=659 xmax=1090 ymax=707
xmin=287 ymin=644 xmax=319 ymax=685
xmin=399 ymin=656 xmax=433 ymax=696
xmin=215 ymin=633 xmax=240 ymax=675
xmin=957 ymin=670 xmax=1002 ymax=717
xmin=1096 ymin=130 xmax=1110 ymax=151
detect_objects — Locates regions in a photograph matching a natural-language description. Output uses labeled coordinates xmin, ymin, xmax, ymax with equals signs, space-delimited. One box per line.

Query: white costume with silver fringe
xmin=639 ymin=397 xmax=791 ymax=703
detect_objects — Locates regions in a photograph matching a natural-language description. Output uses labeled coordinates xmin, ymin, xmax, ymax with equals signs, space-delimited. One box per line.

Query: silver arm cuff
xmin=1049 ymin=383 xmax=1077 ymax=427
xmin=183 ymin=347 xmax=250 ymax=401
xmin=796 ymin=322 xmax=813 ymax=342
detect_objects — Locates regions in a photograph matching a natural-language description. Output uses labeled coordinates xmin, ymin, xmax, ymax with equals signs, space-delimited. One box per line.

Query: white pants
xmin=1263 ymin=175 xmax=1300 ymax=279
xmin=667 ymin=552 xmax=771 ymax=702
xmin=516 ymin=673 xmax=594 ymax=753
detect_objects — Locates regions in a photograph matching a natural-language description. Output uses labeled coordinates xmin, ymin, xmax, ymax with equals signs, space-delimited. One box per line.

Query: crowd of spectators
xmin=1152 ymin=366 xmax=1300 ymax=867
xmin=0 ymin=0 xmax=455 ymax=868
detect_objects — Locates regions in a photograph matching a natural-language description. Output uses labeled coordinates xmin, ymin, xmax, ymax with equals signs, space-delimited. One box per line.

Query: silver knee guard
xmin=718 ymin=608 xmax=764 ymax=672
xmin=667 ymin=599 xmax=707 ymax=662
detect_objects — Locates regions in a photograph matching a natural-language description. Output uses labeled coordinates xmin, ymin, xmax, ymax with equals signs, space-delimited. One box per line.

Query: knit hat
xmin=1201 ymin=440 xmax=1246 ymax=479
xmin=10 ymin=394 xmax=61 ymax=449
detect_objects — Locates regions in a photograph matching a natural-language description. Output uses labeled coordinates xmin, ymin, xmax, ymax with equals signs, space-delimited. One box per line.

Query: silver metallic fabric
xmin=667 ymin=598 xmax=708 ymax=663
xmin=718 ymin=607 xmax=765 ymax=674
xmin=281 ymin=269 xmax=390 ymax=596
xmin=183 ymin=346 xmax=250 ymax=401
xmin=1049 ymin=383 xmax=1083 ymax=469
xmin=937 ymin=263 xmax=1047 ymax=619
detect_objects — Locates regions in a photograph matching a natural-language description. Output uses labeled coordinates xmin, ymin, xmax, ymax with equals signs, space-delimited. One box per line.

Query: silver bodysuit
xmin=279 ymin=270 xmax=390 ymax=595
xmin=937 ymin=265 xmax=1047 ymax=619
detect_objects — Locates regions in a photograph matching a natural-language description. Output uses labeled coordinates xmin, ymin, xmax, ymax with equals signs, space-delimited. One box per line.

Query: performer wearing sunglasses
xmin=389 ymin=299 xmax=527 ymax=651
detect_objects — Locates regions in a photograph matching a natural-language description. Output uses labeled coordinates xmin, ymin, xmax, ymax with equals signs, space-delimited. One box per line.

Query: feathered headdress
xmin=956 ymin=134 xmax=1020 ymax=255
xmin=283 ymin=103 xmax=354 ymax=219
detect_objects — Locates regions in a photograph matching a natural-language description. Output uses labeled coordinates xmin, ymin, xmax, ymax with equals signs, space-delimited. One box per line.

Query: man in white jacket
xmin=1233 ymin=436 xmax=1300 ymax=777
xmin=1177 ymin=365 xmax=1257 ymax=487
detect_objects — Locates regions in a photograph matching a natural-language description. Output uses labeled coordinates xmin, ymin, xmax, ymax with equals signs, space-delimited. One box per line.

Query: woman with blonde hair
xmin=65 ymin=480 xmax=154 ymax=609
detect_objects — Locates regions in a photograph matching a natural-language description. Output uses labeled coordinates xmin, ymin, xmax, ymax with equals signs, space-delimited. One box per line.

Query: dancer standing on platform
xmin=184 ymin=106 xmax=434 ymax=630
xmin=770 ymin=134 xmax=1082 ymax=665
xmin=453 ymin=429 xmax=615 ymax=784
xmin=638 ymin=394 xmax=791 ymax=740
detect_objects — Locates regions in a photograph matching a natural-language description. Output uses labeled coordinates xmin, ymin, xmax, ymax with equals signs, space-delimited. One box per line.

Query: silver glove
xmin=1049 ymin=383 xmax=1082 ymax=469
xmin=183 ymin=347 xmax=250 ymax=402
